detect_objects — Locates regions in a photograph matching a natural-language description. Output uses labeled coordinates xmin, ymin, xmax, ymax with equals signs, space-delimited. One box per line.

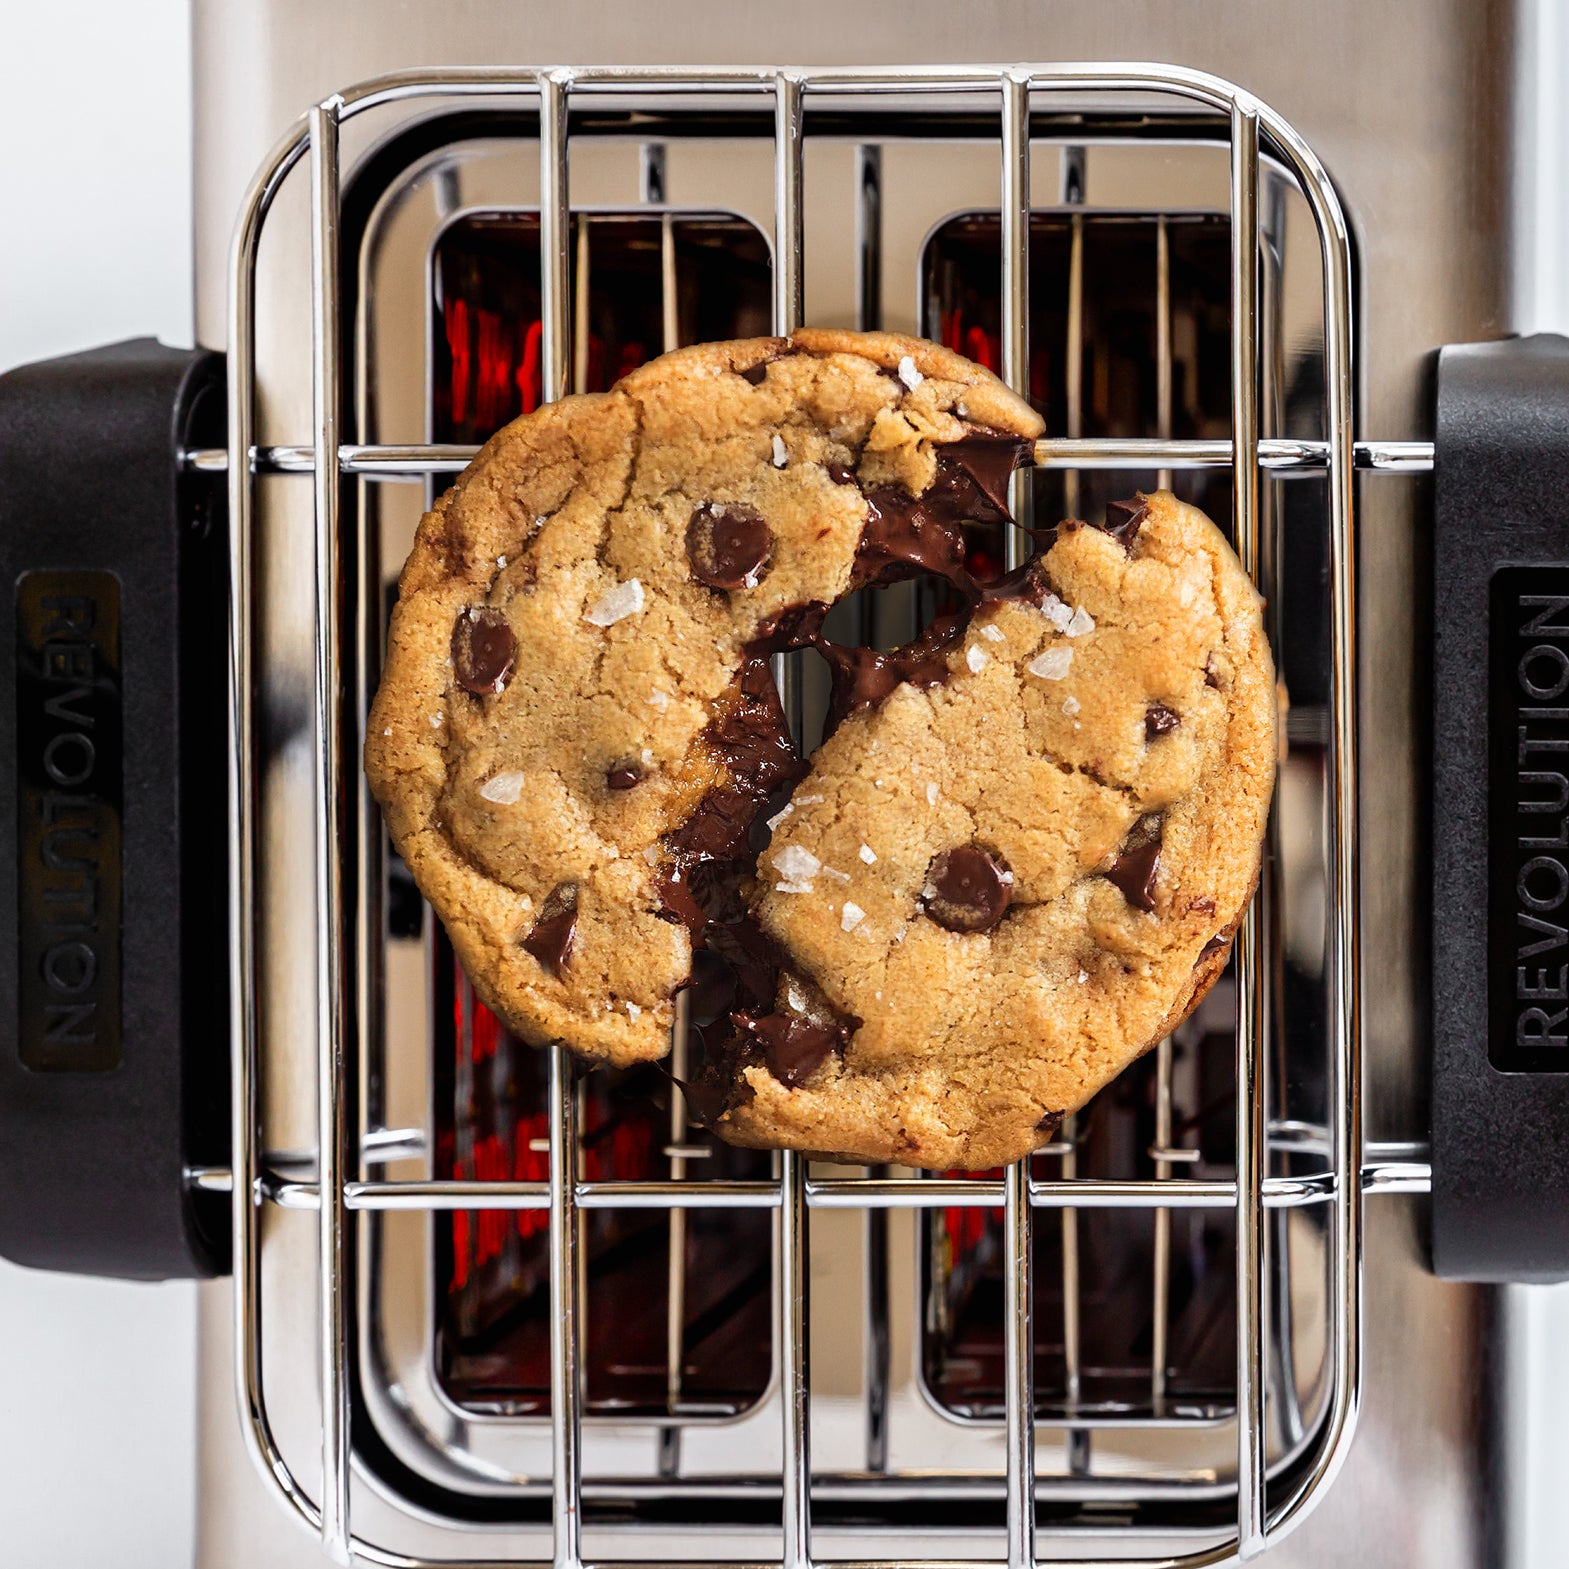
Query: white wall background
xmin=0 ymin=2 xmax=197 ymax=1563
xmin=1 ymin=1 xmax=1568 ymax=1565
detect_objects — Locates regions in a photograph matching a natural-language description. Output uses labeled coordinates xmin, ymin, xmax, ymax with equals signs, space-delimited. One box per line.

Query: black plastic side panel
xmin=0 ymin=338 xmax=229 ymax=1278
xmin=1433 ymin=333 xmax=1569 ymax=1281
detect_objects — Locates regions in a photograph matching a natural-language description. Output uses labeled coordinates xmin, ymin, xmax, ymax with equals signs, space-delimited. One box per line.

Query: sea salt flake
xmin=1065 ymin=605 xmax=1096 ymax=638
xmin=1041 ymin=593 xmax=1075 ymax=633
xmin=640 ymin=748 xmax=655 ymax=766
xmin=496 ymin=555 xmax=507 ymax=568
xmin=1063 ymin=694 xmax=1081 ymax=716
xmin=382 ymin=727 xmax=392 ymax=737
xmin=822 ymin=865 xmax=851 ymax=883
xmin=955 ymin=400 xmax=969 ymax=418
xmin=858 ymin=844 xmax=877 ymax=864
xmin=766 ymin=803 xmax=795 ymax=832
xmin=647 ymin=688 xmax=670 ymax=712
xmin=926 ymin=782 xmax=940 ymax=806
xmin=784 ymin=978 xmax=811 ymax=1013
xmin=429 ymin=713 xmax=444 ymax=729
xmin=478 ymin=770 xmax=525 ymax=804
xmin=965 ymin=644 xmax=989 ymax=673
xmin=1078 ymin=969 xmax=1088 ymax=984
xmin=625 ymin=1001 xmax=642 ymax=1019
xmin=776 ymin=880 xmax=815 ymax=895
xmin=642 ymin=845 xmax=660 ymax=864
xmin=841 ymin=901 xmax=866 ymax=932
xmin=1028 ymin=646 xmax=1073 ymax=681
xmin=795 ymin=794 xmax=824 ymax=805
xmin=773 ymin=844 xmax=822 ymax=881
xmin=771 ymin=433 xmax=788 ymax=468
xmin=980 ymin=624 xmax=1005 ymax=643
xmin=897 ymin=354 xmax=924 ymax=390
xmin=584 ymin=578 xmax=645 ymax=627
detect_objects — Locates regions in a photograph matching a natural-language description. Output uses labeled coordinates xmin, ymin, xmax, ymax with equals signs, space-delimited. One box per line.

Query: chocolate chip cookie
xmin=711 ymin=489 xmax=1276 ymax=1169
xmin=365 ymin=328 xmax=1043 ymax=1071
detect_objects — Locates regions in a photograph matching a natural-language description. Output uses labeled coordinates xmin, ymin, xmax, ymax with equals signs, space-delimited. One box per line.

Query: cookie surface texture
xmin=719 ymin=490 xmax=1275 ymax=1169
xmin=365 ymin=329 xmax=1042 ymax=1076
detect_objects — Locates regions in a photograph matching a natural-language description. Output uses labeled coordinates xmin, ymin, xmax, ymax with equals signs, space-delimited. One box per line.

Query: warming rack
xmin=213 ymin=61 xmax=1418 ymax=1569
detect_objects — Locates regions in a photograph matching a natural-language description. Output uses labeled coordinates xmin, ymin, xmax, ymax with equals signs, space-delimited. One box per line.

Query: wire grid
xmin=223 ymin=64 xmax=1363 ymax=1569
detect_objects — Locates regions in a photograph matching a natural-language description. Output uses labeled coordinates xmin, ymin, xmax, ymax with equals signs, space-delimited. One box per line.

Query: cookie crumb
xmin=858 ymin=844 xmax=877 ymax=864
xmin=771 ymin=433 xmax=788 ymax=468
xmin=1028 ymin=647 xmax=1073 ymax=681
xmin=1180 ymin=578 xmax=1197 ymax=609
xmin=585 ymin=578 xmax=645 ymax=626
xmin=478 ymin=770 xmax=525 ymax=805
xmin=841 ymin=901 xmax=866 ymax=932
xmin=965 ymin=644 xmax=989 ymax=673
xmin=926 ymin=781 xmax=940 ymax=806
xmin=1063 ymin=695 xmax=1081 ymax=716
xmin=980 ymin=624 xmax=1005 ymax=643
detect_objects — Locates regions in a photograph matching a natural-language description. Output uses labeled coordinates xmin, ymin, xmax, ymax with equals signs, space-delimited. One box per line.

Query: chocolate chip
xmin=1101 ymin=495 xmax=1149 ymax=548
xmin=1146 ymin=703 xmax=1180 ymax=739
xmin=686 ymin=502 xmax=774 ymax=591
xmin=922 ymin=844 xmax=1014 ymax=933
xmin=740 ymin=361 xmax=770 ymax=385
xmin=826 ymin=462 xmax=856 ymax=486
xmin=1198 ymin=932 xmax=1230 ymax=963
xmin=733 ymin=1009 xmax=854 ymax=1088
xmin=1191 ymin=895 xmax=1217 ymax=915
xmin=1204 ymin=654 xmax=1223 ymax=689
xmin=813 ymin=616 xmax=961 ymax=732
xmin=451 ymin=606 xmax=515 ymax=695
xmin=1105 ymin=837 xmax=1161 ymax=913
xmin=522 ymin=882 xmax=579 ymax=976
xmin=606 ymin=764 xmax=643 ymax=790
xmin=1036 ymin=1109 xmax=1065 ymax=1137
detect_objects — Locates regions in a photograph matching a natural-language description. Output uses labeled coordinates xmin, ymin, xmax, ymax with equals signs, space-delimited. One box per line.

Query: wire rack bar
xmin=999 ymin=65 xmax=1037 ymax=1569
xmin=772 ymin=68 xmax=813 ymax=1569
xmin=251 ymin=1161 xmax=1424 ymax=1213
xmin=307 ymin=97 xmax=353 ymax=1566
xmin=537 ymin=67 xmax=585 ymax=1569
xmin=1228 ymin=98 xmax=1267 ymax=1563
xmin=184 ymin=437 xmax=1432 ymax=477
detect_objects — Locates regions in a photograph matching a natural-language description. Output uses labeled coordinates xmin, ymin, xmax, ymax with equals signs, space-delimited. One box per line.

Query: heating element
xmin=205 ymin=62 xmax=1437 ymax=1568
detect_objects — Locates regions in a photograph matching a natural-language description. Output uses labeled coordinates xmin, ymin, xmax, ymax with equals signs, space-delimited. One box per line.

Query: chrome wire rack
xmin=213 ymin=61 xmax=1429 ymax=1569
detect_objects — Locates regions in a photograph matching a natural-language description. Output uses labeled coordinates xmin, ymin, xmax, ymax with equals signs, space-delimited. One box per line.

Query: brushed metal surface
xmin=192 ymin=2 xmax=1518 ymax=1564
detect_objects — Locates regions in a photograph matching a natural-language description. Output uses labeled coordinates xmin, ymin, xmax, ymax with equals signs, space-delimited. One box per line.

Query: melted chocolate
xmin=752 ymin=600 xmax=830 ymax=651
xmin=1101 ymin=495 xmax=1149 ymax=549
xmin=982 ymin=556 xmax=1052 ymax=608
xmin=826 ymin=462 xmax=856 ymax=485
xmin=732 ymin=1007 xmax=856 ymax=1088
xmin=1036 ymin=1109 xmax=1065 ymax=1137
xmin=606 ymin=763 xmax=644 ymax=790
xmin=850 ymin=434 xmax=1031 ymax=595
xmin=813 ymin=615 xmax=962 ymax=733
xmin=1106 ymin=837 xmax=1161 ymax=913
xmin=1191 ymin=895 xmax=1217 ymax=915
xmin=1145 ymin=703 xmax=1180 ymax=739
xmin=523 ymin=882 xmax=579 ymax=976
xmin=452 ymin=606 xmax=516 ymax=695
xmin=687 ymin=502 xmax=774 ymax=591
xmin=1198 ymin=932 xmax=1231 ymax=963
xmin=922 ymin=844 xmax=1014 ymax=933
xmin=684 ymin=947 xmax=739 ymax=1026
